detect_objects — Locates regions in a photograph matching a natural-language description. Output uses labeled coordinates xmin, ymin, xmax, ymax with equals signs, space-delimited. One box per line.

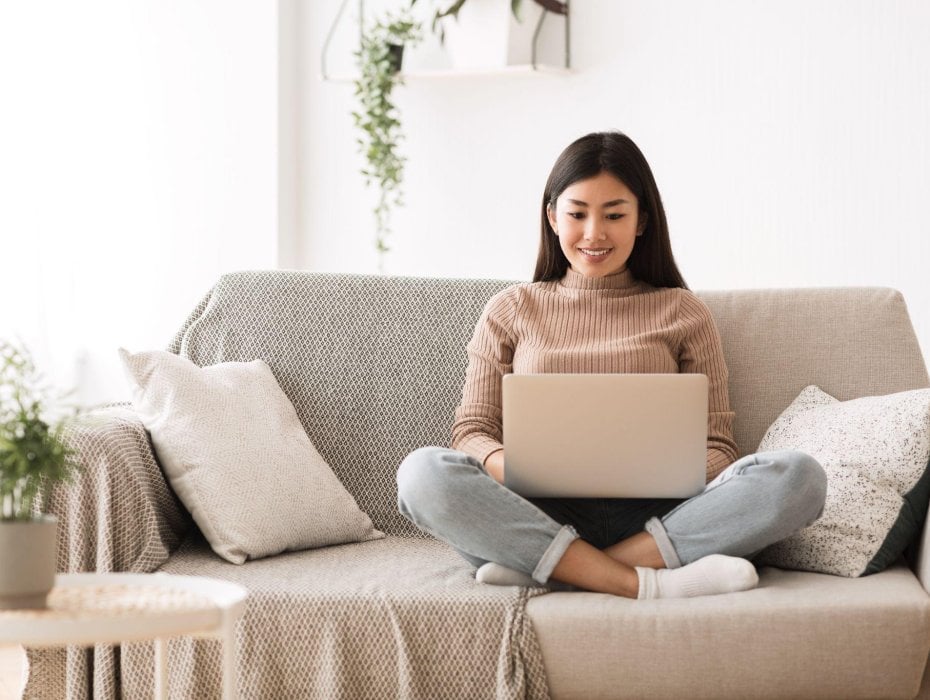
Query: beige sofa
xmin=25 ymin=272 xmax=930 ymax=699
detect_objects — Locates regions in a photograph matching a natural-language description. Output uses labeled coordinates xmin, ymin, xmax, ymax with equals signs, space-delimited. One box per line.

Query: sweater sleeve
xmin=677 ymin=291 xmax=739 ymax=481
xmin=450 ymin=288 xmax=519 ymax=464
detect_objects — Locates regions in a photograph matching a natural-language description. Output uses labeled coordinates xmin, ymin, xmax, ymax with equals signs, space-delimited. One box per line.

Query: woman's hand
xmin=484 ymin=449 xmax=505 ymax=485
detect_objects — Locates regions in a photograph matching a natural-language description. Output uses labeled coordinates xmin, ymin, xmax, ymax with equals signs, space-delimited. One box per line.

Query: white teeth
xmin=581 ymin=249 xmax=610 ymax=256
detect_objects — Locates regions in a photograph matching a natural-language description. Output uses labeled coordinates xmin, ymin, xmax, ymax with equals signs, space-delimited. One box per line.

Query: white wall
xmin=2 ymin=1 xmax=927 ymax=409
xmin=298 ymin=0 xmax=930 ymax=363
xmin=0 ymin=1 xmax=278 ymax=406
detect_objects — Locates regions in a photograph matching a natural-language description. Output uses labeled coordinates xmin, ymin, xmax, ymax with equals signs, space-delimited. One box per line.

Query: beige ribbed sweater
xmin=451 ymin=266 xmax=739 ymax=481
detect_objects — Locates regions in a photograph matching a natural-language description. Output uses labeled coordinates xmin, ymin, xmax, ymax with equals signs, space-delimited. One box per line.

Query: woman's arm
xmin=451 ymin=289 xmax=519 ymax=468
xmin=483 ymin=448 xmax=505 ymax=484
xmin=677 ymin=292 xmax=739 ymax=480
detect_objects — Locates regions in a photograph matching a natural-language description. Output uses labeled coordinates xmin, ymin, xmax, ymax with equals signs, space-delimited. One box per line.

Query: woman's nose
xmin=583 ymin=219 xmax=607 ymax=240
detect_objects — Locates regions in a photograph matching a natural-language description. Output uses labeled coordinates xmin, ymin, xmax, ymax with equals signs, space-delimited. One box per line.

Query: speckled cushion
xmin=118 ymin=348 xmax=384 ymax=565
xmin=755 ymin=385 xmax=930 ymax=576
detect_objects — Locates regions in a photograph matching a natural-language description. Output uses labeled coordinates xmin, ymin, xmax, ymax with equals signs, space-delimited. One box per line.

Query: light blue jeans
xmin=396 ymin=447 xmax=827 ymax=584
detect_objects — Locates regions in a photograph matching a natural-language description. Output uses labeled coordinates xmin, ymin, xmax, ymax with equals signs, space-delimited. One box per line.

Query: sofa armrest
xmin=914 ymin=514 xmax=930 ymax=594
xmin=44 ymin=404 xmax=190 ymax=573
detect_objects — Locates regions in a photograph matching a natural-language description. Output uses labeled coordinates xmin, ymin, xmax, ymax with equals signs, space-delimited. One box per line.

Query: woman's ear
xmin=546 ymin=203 xmax=558 ymax=234
xmin=636 ymin=211 xmax=649 ymax=236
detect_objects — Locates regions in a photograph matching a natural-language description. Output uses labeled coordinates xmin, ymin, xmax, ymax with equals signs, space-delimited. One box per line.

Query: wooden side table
xmin=0 ymin=572 xmax=247 ymax=700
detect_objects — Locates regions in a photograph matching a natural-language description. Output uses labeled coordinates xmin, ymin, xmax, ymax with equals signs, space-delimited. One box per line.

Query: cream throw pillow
xmin=118 ymin=348 xmax=384 ymax=564
xmin=755 ymin=385 xmax=930 ymax=577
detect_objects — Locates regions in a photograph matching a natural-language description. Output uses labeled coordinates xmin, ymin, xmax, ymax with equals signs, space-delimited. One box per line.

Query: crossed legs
xmin=397 ymin=447 xmax=826 ymax=599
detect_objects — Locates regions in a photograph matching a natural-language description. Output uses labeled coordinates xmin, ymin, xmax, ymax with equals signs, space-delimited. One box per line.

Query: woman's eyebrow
xmin=566 ymin=198 xmax=630 ymax=207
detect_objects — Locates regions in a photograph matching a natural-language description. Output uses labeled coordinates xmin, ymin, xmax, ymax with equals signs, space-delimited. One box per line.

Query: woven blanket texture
xmin=123 ymin=535 xmax=550 ymax=699
xmin=24 ymin=406 xmax=189 ymax=699
xmin=23 ymin=271 xmax=553 ymax=699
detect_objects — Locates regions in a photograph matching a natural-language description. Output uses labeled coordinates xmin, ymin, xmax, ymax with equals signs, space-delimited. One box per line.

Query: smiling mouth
xmin=579 ymin=248 xmax=612 ymax=257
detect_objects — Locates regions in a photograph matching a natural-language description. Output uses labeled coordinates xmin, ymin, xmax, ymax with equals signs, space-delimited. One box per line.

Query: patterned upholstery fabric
xmin=167 ymin=271 xmax=518 ymax=538
xmin=24 ymin=407 xmax=190 ymax=699
xmin=123 ymin=535 xmax=549 ymax=699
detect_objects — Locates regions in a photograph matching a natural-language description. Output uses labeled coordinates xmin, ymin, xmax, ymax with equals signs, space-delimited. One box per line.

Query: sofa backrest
xmin=700 ymin=286 xmax=929 ymax=461
xmin=170 ymin=272 xmax=929 ymax=538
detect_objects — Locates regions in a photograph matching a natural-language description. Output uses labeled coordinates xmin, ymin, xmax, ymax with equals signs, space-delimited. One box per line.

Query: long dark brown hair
xmin=533 ymin=131 xmax=688 ymax=289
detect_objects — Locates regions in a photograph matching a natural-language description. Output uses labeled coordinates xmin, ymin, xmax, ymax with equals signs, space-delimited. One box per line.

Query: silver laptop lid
xmin=502 ymin=373 xmax=708 ymax=498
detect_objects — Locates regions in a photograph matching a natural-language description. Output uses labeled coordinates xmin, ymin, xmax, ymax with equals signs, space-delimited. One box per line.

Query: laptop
xmin=502 ymin=373 xmax=708 ymax=498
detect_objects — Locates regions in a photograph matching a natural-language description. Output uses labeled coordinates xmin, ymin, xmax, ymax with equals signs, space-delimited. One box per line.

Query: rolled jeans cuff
xmin=532 ymin=524 xmax=579 ymax=584
xmin=645 ymin=516 xmax=682 ymax=569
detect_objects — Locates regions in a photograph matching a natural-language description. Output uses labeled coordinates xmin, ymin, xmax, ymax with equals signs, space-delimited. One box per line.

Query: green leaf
xmin=0 ymin=339 xmax=82 ymax=520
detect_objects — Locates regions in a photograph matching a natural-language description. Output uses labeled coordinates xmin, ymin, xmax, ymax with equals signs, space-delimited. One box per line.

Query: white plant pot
xmin=442 ymin=0 xmax=547 ymax=70
xmin=0 ymin=515 xmax=58 ymax=610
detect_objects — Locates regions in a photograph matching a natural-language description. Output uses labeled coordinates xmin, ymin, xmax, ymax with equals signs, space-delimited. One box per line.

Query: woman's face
xmin=546 ymin=171 xmax=646 ymax=278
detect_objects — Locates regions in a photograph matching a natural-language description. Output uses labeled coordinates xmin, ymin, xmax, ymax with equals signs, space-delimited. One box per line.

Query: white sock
xmin=476 ymin=562 xmax=542 ymax=587
xmin=635 ymin=554 xmax=759 ymax=599
xmin=476 ymin=562 xmax=578 ymax=591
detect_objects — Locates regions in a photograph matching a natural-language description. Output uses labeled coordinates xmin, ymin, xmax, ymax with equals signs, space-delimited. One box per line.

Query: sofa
xmin=24 ymin=270 xmax=930 ymax=699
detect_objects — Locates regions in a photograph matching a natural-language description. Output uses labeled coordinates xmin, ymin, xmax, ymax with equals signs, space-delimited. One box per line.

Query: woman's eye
xmin=568 ymin=212 xmax=584 ymax=219
xmin=607 ymin=214 xmax=625 ymax=220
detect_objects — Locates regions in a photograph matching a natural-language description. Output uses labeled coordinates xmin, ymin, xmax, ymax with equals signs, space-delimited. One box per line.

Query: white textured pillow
xmin=118 ymin=348 xmax=383 ymax=564
xmin=755 ymin=385 xmax=930 ymax=577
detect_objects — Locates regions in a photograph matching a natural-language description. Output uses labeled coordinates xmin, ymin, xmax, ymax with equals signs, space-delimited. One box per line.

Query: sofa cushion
xmin=121 ymin=536 xmax=550 ymax=700
xmin=754 ymin=385 xmax=930 ymax=576
xmin=118 ymin=348 xmax=383 ymax=564
xmin=527 ymin=564 xmax=930 ymax=699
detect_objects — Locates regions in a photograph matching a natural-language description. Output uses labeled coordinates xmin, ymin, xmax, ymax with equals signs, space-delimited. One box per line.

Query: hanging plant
xmin=351 ymin=11 xmax=423 ymax=272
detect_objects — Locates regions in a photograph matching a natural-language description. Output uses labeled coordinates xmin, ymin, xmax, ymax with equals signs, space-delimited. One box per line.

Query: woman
xmin=396 ymin=131 xmax=827 ymax=599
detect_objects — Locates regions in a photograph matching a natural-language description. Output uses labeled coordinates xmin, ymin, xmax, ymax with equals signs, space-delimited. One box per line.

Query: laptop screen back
xmin=502 ymin=373 xmax=708 ymax=498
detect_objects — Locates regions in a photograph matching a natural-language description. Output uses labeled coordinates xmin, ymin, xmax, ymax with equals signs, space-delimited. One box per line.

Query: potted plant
xmin=413 ymin=0 xmax=568 ymax=69
xmin=351 ymin=10 xmax=423 ymax=272
xmin=0 ymin=340 xmax=81 ymax=609
xmin=416 ymin=0 xmax=566 ymax=36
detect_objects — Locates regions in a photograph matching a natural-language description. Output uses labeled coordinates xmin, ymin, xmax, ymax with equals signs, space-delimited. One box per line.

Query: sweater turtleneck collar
xmin=558 ymin=265 xmax=637 ymax=291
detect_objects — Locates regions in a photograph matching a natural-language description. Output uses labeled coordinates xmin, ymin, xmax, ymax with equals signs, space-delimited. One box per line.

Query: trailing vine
xmin=352 ymin=11 xmax=422 ymax=271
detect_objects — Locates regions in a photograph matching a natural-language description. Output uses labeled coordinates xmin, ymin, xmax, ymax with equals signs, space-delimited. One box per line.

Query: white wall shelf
xmin=324 ymin=63 xmax=572 ymax=83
